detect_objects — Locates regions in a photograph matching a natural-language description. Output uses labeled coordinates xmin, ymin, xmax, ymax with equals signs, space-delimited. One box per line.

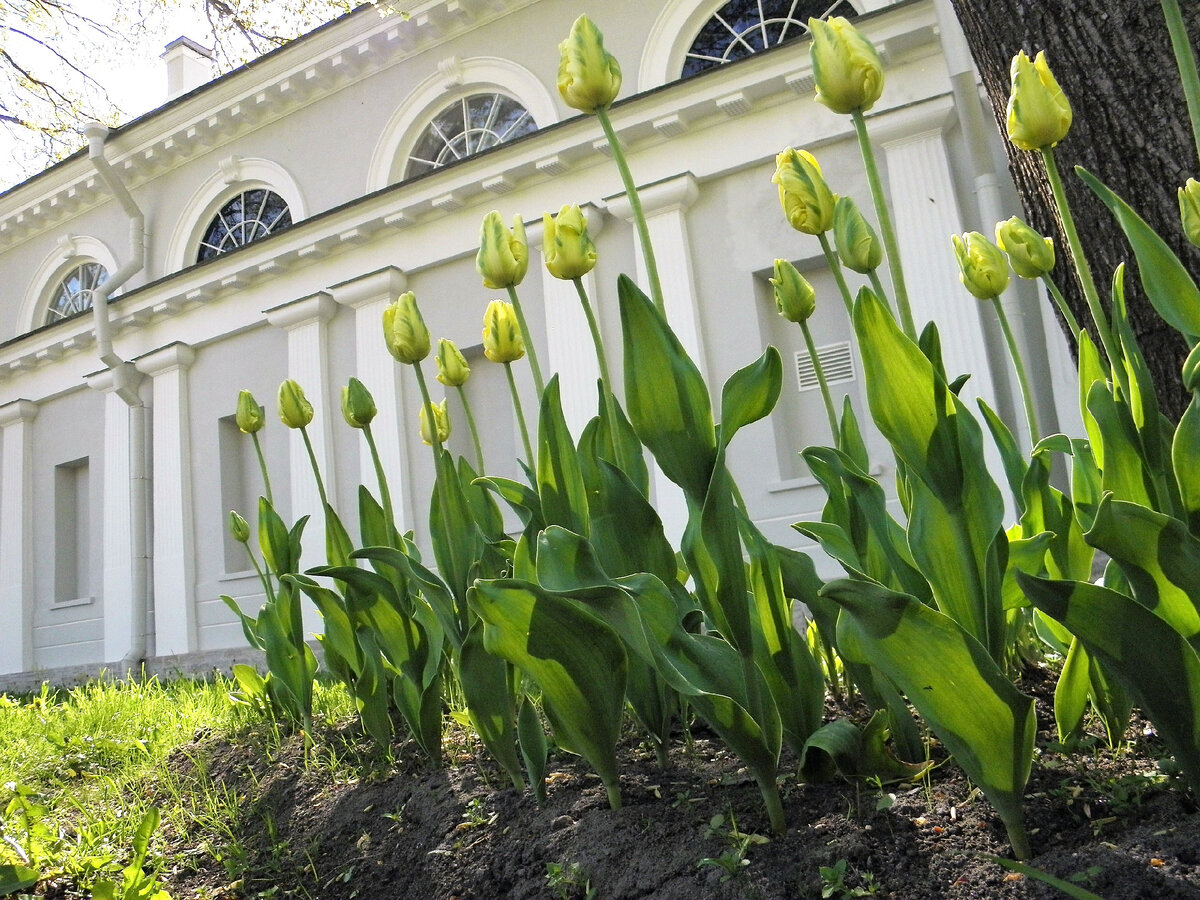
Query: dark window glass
xmin=197 ymin=189 xmax=293 ymax=263
xmin=683 ymin=0 xmax=860 ymax=77
xmin=46 ymin=261 xmax=108 ymax=324
xmin=405 ymin=93 xmax=537 ymax=179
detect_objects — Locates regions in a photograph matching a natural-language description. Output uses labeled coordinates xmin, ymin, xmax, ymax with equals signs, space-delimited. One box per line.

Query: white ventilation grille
xmin=795 ymin=341 xmax=855 ymax=392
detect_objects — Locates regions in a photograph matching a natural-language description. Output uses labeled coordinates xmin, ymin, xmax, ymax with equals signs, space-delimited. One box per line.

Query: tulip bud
xmin=436 ymin=338 xmax=471 ymax=387
xmin=419 ymin=399 xmax=451 ymax=446
xmin=952 ymin=232 xmax=1011 ymax=300
xmin=808 ymin=16 xmax=884 ymax=115
xmin=1184 ymin=341 xmax=1200 ymax=393
xmin=557 ymin=15 xmax=622 ymax=114
xmin=482 ymin=299 xmax=525 ymax=363
xmin=278 ymin=379 xmax=314 ymax=429
xmin=1180 ymin=179 xmax=1200 ymax=249
xmin=770 ymin=259 xmax=816 ymax=323
xmin=773 ymin=148 xmax=836 ymax=235
xmin=995 ymin=216 xmax=1056 ymax=279
xmin=235 ymin=390 xmax=265 ymax=434
xmin=833 ymin=196 xmax=882 ymax=274
xmin=543 ymin=205 xmax=598 ymax=280
xmin=341 ymin=377 xmax=377 ymax=429
xmin=477 ymin=212 xmax=529 ymax=290
xmin=229 ymin=510 xmax=250 ymax=544
xmin=1006 ymin=50 xmax=1072 ymax=152
xmin=382 ymin=291 xmax=430 ymax=364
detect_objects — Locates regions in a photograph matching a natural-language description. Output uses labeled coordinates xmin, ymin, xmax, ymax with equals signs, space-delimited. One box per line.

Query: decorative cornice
xmin=329 ymin=266 xmax=407 ymax=308
xmin=265 ymin=291 xmax=338 ymax=329
xmin=135 ymin=342 xmax=197 ymax=375
xmin=606 ymin=173 xmax=700 ymax=221
xmin=0 ymin=399 xmax=38 ymax=426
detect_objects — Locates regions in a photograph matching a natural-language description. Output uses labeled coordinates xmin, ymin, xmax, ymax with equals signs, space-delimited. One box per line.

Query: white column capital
xmin=135 ymin=342 xmax=197 ymax=376
xmin=265 ymin=291 xmax=337 ymax=329
xmin=0 ymin=399 xmax=38 ymax=427
xmin=873 ymin=95 xmax=956 ymax=148
xmin=605 ymin=172 xmax=699 ymax=220
xmin=330 ymin=266 xmax=408 ymax=309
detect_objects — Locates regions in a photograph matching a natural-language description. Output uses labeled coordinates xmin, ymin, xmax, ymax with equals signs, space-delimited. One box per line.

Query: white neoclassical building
xmin=0 ymin=0 xmax=1080 ymax=687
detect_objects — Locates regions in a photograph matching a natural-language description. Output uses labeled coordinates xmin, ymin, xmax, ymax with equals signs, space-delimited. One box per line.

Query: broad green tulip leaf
xmin=537 ymin=375 xmax=589 ymax=537
xmin=1085 ymin=495 xmax=1200 ymax=643
xmin=288 ymin=574 xmax=359 ymax=673
xmin=838 ymin=395 xmax=870 ymax=471
xmin=1077 ymin=334 xmax=1107 ymax=470
xmin=258 ymin=497 xmax=305 ymax=576
xmin=1054 ymin=637 xmax=1090 ymax=744
xmin=257 ymin=596 xmax=316 ymax=727
xmin=742 ymin=519 xmax=824 ymax=752
xmin=826 ymin=578 xmax=1035 ymax=858
xmin=1078 ymin=167 xmax=1200 ymax=343
xmin=474 ymin=476 xmax=544 ymax=532
xmin=618 ymin=274 xmax=717 ymax=502
xmin=800 ymin=711 xmax=932 ymax=783
xmin=348 ymin=627 xmax=394 ymax=750
xmin=1087 ymin=380 xmax=1153 ymax=508
xmin=1173 ymin=394 xmax=1200 ymax=534
xmin=1020 ymin=450 xmax=1093 ymax=582
xmin=718 ymin=346 xmax=783 ymax=449
xmin=220 ymin=594 xmax=265 ymax=651
xmin=430 ymin=446 xmax=479 ymax=608
xmin=351 ymin=546 xmax=461 ymax=650
xmin=358 ymin=485 xmax=396 ymax=556
xmin=472 ymin=579 xmax=627 ymax=808
xmin=1000 ymin=532 xmax=1053 ymax=610
xmin=1021 ymin=572 xmax=1200 ymax=794
xmin=231 ymin=663 xmax=268 ymax=701
xmin=978 ymin=398 xmax=1027 ymax=507
xmin=324 ymin=502 xmax=355 ymax=570
xmin=584 ymin=459 xmax=677 ymax=583
xmin=458 ymin=457 xmax=505 ymax=541
xmin=578 ymin=390 xmax=650 ymax=501
xmin=0 ymin=865 xmax=40 ymax=895
xmin=517 ymin=694 xmax=549 ymax=805
xmin=1070 ymin=438 xmax=1104 ymax=532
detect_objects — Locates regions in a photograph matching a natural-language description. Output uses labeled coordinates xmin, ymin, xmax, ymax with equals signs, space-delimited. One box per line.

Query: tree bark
xmin=948 ymin=0 xmax=1200 ymax=420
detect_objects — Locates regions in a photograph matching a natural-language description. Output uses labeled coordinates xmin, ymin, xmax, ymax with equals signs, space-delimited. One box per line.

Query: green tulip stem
xmin=1040 ymin=149 xmax=1124 ymax=388
xmin=455 ymin=384 xmax=487 ymax=474
xmin=851 ymin=108 xmax=917 ymax=340
xmin=361 ymin=423 xmax=397 ymax=541
xmin=299 ymin=426 xmax=329 ymax=511
xmin=250 ymin=432 xmax=274 ymax=508
xmin=243 ymin=542 xmax=276 ymax=604
xmin=504 ymin=361 xmax=535 ymax=468
xmin=572 ymin=276 xmax=626 ymax=465
xmin=800 ymin=319 xmax=841 ymax=445
xmin=596 ymin=105 xmax=666 ymax=319
xmin=1163 ymin=0 xmax=1200 ymax=162
xmin=867 ymin=269 xmax=895 ymax=320
xmin=989 ymin=295 xmax=1040 ymax=447
xmin=1039 ymin=274 xmax=1081 ymax=343
xmin=411 ymin=361 xmax=444 ymax=459
xmin=505 ymin=284 xmax=545 ymax=396
xmin=817 ymin=232 xmax=856 ymax=318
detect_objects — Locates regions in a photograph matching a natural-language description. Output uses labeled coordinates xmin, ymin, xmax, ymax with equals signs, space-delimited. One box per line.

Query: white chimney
xmin=161 ymin=37 xmax=214 ymax=100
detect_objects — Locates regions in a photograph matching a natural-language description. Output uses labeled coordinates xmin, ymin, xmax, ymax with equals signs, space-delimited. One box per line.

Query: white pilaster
xmin=329 ymin=267 xmax=411 ymax=532
xmin=86 ymin=368 xmax=139 ymax=663
xmin=265 ymin=292 xmax=338 ymax=616
xmin=0 ymin=400 xmax=37 ymax=674
xmin=606 ymin=173 xmax=702 ymax=543
xmin=537 ymin=205 xmax=607 ymax=438
xmin=879 ymin=115 xmax=1009 ymax=512
xmin=136 ymin=343 xmax=198 ymax=658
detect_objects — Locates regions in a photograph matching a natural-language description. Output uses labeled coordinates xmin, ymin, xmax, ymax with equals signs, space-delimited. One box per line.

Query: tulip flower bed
xmin=11 ymin=5 xmax=1200 ymax=898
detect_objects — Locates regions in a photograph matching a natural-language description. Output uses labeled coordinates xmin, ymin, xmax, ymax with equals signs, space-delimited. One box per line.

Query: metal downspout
xmin=82 ymin=123 xmax=151 ymax=672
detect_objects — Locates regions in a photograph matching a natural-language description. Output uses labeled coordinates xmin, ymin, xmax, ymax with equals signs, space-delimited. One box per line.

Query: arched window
xmin=196 ymin=188 xmax=293 ymax=263
xmin=682 ymin=0 xmax=860 ymax=77
xmin=46 ymin=261 xmax=108 ymax=325
xmin=404 ymin=93 xmax=537 ymax=179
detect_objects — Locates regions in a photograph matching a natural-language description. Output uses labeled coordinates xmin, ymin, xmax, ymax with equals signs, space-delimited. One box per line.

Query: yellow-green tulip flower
xmin=770 ymin=259 xmax=816 ymax=323
xmin=435 ymin=338 xmax=471 ymax=387
xmin=419 ymin=398 xmax=451 ymax=446
xmin=1180 ymin=178 xmax=1200 ymax=249
xmin=557 ymin=15 xmax=622 ymax=114
xmin=278 ymin=379 xmax=314 ymax=429
xmin=482 ymin=299 xmax=525 ymax=363
xmin=235 ymin=389 xmax=265 ymax=434
xmin=952 ymin=232 xmax=1011 ymax=300
xmin=1006 ymin=50 xmax=1072 ymax=152
xmin=477 ymin=211 xmax=529 ymax=290
xmin=833 ymin=196 xmax=882 ymax=274
xmin=341 ymin=377 xmax=377 ymax=429
xmin=543 ymin=204 xmax=598 ymax=280
xmin=382 ymin=290 xmax=430 ymax=364
xmin=808 ymin=16 xmax=884 ymax=115
xmin=773 ymin=148 xmax=836 ymax=236
xmin=995 ymin=216 xmax=1056 ymax=279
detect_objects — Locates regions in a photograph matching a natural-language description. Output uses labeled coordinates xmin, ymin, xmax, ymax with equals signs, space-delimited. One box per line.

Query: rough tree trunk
xmin=948 ymin=0 xmax=1200 ymax=421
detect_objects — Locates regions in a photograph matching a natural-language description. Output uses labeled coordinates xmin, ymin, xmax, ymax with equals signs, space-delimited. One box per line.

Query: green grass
xmin=0 ymin=674 xmax=358 ymax=894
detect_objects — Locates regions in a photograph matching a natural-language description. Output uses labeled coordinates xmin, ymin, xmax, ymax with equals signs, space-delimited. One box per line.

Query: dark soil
xmin=129 ymin=671 xmax=1200 ymax=899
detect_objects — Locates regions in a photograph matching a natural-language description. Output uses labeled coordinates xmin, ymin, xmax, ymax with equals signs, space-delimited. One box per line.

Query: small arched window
xmin=196 ymin=188 xmax=293 ymax=263
xmin=46 ymin=261 xmax=108 ymax=325
xmin=404 ymin=93 xmax=537 ymax=179
xmin=682 ymin=0 xmax=860 ymax=77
